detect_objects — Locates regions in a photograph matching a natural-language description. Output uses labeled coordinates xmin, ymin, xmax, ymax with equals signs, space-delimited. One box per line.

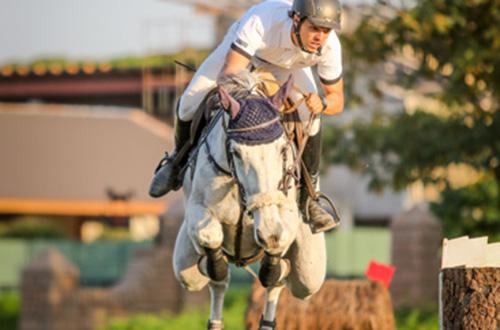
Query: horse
xmin=172 ymin=71 xmax=327 ymax=330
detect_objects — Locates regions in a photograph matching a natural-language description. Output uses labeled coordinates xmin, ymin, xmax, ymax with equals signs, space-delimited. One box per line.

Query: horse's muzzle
xmin=253 ymin=205 xmax=292 ymax=254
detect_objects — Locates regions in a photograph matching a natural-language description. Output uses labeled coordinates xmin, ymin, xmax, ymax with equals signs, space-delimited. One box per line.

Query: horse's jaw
xmin=253 ymin=204 xmax=299 ymax=255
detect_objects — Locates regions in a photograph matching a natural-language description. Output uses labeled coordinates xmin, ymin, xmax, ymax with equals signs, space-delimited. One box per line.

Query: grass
xmin=395 ymin=305 xmax=439 ymax=330
xmin=0 ymin=290 xmax=19 ymax=330
xmin=99 ymin=286 xmax=250 ymax=330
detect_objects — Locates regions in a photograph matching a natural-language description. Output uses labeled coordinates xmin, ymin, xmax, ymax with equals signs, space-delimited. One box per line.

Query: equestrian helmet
xmin=291 ymin=0 xmax=342 ymax=30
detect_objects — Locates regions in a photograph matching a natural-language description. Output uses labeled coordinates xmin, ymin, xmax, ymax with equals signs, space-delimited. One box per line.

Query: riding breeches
xmin=177 ymin=41 xmax=321 ymax=136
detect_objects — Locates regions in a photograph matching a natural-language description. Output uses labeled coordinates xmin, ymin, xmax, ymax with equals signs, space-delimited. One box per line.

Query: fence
xmin=0 ymin=239 xmax=153 ymax=289
xmin=0 ymin=227 xmax=391 ymax=289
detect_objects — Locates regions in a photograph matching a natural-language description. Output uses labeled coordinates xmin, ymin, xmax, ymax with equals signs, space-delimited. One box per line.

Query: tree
xmin=327 ymin=0 xmax=500 ymax=240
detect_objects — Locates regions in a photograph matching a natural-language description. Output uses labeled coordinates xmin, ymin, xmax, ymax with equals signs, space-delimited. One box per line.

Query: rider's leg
xmin=149 ymin=110 xmax=192 ymax=197
xmin=291 ymin=68 xmax=340 ymax=233
xmin=149 ymin=37 xmax=227 ymax=198
xmin=301 ymin=129 xmax=340 ymax=233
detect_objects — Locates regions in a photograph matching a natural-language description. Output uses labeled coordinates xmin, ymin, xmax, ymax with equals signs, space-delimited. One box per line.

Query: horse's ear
xmin=218 ymin=86 xmax=240 ymax=119
xmin=269 ymin=75 xmax=294 ymax=109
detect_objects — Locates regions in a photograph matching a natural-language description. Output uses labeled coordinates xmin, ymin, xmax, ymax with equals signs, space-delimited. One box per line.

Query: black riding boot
xmin=300 ymin=130 xmax=340 ymax=233
xmin=149 ymin=116 xmax=192 ymax=198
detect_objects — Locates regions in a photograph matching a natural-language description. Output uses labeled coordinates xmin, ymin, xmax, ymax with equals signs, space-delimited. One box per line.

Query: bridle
xmin=204 ymin=109 xmax=298 ymax=215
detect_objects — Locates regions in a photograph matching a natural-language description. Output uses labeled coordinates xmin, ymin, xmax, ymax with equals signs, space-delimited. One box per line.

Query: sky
xmin=0 ymin=0 xmax=216 ymax=65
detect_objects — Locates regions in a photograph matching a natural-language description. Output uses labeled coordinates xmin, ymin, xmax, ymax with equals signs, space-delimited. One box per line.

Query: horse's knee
xmin=191 ymin=218 xmax=224 ymax=249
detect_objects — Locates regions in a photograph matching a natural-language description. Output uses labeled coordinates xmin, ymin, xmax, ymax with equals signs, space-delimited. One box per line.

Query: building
xmin=0 ymin=102 xmax=175 ymax=240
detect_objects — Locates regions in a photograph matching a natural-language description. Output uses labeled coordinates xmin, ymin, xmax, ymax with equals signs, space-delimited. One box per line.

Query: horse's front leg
xmin=187 ymin=207 xmax=229 ymax=283
xmin=258 ymin=253 xmax=290 ymax=288
xmin=207 ymin=276 xmax=230 ymax=330
xmin=259 ymin=284 xmax=286 ymax=330
xmin=186 ymin=202 xmax=231 ymax=329
xmin=253 ymin=204 xmax=294 ymax=288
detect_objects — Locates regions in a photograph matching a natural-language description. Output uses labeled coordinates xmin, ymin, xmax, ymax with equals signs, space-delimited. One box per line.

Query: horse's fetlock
xmin=207 ymin=319 xmax=224 ymax=330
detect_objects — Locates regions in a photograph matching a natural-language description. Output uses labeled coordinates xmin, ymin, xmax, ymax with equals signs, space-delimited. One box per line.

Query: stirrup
xmin=305 ymin=192 xmax=341 ymax=233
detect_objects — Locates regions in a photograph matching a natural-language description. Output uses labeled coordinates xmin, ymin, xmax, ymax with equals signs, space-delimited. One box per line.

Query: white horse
xmin=173 ymin=71 xmax=326 ymax=330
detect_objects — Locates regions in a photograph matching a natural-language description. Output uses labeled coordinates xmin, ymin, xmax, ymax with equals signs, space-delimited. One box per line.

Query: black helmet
xmin=292 ymin=0 xmax=342 ymax=30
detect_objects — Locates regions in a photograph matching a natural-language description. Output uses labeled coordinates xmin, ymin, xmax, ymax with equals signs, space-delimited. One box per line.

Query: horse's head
xmin=218 ymin=73 xmax=301 ymax=255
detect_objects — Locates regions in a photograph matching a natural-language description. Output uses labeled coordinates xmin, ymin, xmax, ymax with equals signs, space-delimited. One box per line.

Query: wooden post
xmin=439 ymin=236 xmax=500 ymax=329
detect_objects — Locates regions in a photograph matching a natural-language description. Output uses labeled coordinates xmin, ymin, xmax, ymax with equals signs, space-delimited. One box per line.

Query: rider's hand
xmin=305 ymin=93 xmax=326 ymax=114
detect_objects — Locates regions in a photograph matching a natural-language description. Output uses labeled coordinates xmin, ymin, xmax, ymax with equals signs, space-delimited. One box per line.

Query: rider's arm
xmin=320 ymin=78 xmax=344 ymax=115
xmin=220 ymin=49 xmax=251 ymax=76
xmin=304 ymin=78 xmax=344 ymax=115
xmin=313 ymin=32 xmax=343 ymax=115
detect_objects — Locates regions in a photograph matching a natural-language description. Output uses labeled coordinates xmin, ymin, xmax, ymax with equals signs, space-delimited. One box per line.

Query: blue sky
xmin=0 ymin=0 xmax=216 ymax=65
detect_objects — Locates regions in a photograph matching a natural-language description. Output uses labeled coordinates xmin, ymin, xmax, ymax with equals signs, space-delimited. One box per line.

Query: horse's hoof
xmin=205 ymin=247 xmax=228 ymax=282
xmin=207 ymin=319 xmax=224 ymax=330
xmin=259 ymin=253 xmax=283 ymax=288
xmin=259 ymin=316 xmax=276 ymax=330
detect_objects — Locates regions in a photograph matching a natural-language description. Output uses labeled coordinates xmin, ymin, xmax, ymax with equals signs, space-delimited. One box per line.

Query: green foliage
xmin=99 ymin=287 xmax=249 ymax=330
xmin=431 ymin=177 xmax=500 ymax=242
xmin=324 ymin=109 xmax=495 ymax=190
xmin=395 ymin=305 xmax=439 ymax=330
xmin=327 ymin=0 xmax=500 ymax=239
xmin=0 ymin=218 xmax=68 ymax=239
xmin=0 ymin=291 xmax=19 ymax=330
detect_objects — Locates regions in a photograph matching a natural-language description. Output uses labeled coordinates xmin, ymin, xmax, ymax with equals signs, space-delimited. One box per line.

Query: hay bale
xmin=246 ymin=279 xmax=395 ymax=330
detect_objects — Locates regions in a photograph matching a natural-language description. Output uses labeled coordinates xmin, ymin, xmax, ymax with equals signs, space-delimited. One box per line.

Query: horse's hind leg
xmin=259 ymin=284 xmax=286 ymax=330
xmin=207 ymin=276 xmax=230 ymax=330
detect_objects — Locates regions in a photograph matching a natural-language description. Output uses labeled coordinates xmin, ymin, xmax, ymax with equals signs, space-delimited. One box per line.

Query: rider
xmin=149 ymin=0 xmax=344 ymax=233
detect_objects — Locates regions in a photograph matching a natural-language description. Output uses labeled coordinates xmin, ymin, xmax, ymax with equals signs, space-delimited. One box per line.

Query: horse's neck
xmin=205 ymin=112 xmax=230 ymax=173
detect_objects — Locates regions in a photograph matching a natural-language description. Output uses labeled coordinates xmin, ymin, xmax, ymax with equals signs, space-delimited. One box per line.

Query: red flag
xmin=365 ymin=260 xmax=396 ymax=289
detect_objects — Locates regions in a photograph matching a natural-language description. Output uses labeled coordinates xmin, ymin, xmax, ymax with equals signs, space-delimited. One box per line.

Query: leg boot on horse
xmin=149 ymin=115 xmax=192 ymax=197
xmin=301 ymin=129 xmax=341 ymax=233
xmin=259 ymin=253 xmax=290 ymax=288
xmin=204 ymin=247 xmax=229 ymax=282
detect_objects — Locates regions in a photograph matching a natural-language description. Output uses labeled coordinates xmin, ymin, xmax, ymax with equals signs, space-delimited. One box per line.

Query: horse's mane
xmin=214 ymin=70 xmax=265 ymax=101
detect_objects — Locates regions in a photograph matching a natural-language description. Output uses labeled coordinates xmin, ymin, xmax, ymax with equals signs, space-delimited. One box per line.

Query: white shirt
xmin=230 ymin=0 xmax=343 ymax=84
